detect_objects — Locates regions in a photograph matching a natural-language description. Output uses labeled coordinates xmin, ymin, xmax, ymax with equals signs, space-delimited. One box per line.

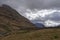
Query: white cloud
xmin=44 ymin=20 xmax=60 ymax=27
xmin=25 ymin=9 xmax=57 ymax=20
xmin=1 ymin=0 xmax=60 ymax=27
xmin=24 ymin=9 xmax=60 ymax=27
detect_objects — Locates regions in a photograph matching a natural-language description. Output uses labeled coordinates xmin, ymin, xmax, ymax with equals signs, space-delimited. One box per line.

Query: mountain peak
xmin=0 ymin=4 xmax=37 ymax=37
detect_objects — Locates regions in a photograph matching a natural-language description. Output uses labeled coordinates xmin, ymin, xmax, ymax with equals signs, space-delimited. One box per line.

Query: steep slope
xmin=0 ymin=4 xmax=36 ymax=37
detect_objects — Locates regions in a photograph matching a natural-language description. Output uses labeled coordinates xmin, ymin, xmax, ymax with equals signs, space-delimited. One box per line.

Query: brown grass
xmin=0 ymin=28 xmax=60 ymax=40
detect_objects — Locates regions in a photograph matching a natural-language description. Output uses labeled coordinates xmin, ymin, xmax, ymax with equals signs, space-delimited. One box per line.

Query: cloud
xmin=25 ymin=9 xmax=60 ymax=27
xmin=0 ymin=0 xmax=60 ymax=10
xmin=1 ymin=0 xmax=60 ymax=27
xmin=25 ymin=9 xmax=57 ymax=20
xmin=22 ymin=0 xmax=60 ymax=9
xmin=45 ymin=12 xmax=60 ymax=21
xmin=44 ymin=20 xmax=60 ymax=27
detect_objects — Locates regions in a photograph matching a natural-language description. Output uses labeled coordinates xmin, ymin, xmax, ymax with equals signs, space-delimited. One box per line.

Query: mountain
xmin=0 ymin=4 xmax=60 ymax=40
xmin=0 ymin=4 xmax=37 ymax=37
xmin=35 ymin=23 xmax=45 ymax=28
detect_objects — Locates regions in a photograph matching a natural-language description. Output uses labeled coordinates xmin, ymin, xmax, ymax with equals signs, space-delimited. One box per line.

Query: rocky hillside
xmin=0 ymin=4 xmax=36 ymax=37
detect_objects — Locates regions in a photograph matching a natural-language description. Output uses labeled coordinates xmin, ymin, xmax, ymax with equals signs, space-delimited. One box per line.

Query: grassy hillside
xmin=0 ymin=4 xmax=60 ymax=40
xmin=0 ymin=4 xmax=36 ymax=37
xmin=1 ymin=28 xmax=60 ymax=40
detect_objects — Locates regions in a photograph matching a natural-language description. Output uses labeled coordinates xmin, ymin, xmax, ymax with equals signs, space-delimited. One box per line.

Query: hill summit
xmin=0 ymin=4 xmax=36 ymax=37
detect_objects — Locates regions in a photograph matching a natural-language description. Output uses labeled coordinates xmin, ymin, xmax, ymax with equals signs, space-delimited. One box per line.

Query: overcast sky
xmin=0 ymin=0 xmax=60 ymax=27
xmin=1 ymin=0 xmax=60 ymax=9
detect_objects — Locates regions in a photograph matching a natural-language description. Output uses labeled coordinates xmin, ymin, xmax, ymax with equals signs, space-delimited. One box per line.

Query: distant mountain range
xmin=35 ymin=23 xmax=45 ymax=28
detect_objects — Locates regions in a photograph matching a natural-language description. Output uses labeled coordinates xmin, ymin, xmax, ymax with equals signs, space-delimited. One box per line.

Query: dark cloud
xmin=0 ymin=0 xmax=60 ymax=10
xmin=25 ymin=0 xmax=60 ymax=9
xmin=45 ymin=12 xmax=60 ymax=21
xmin=25 ymin=0 xmax=44 ymax=9
xmin=1 ymin=0 xmax=60 ymax=26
